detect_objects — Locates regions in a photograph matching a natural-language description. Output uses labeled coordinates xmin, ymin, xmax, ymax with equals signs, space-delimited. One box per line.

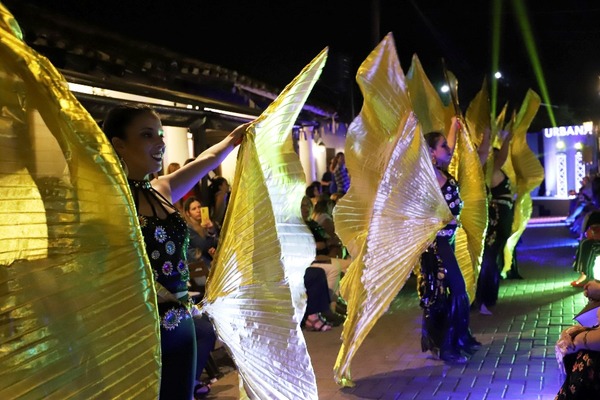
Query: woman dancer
xmin=102 ymin=103 xmax=250 ymax=399
xmin=419 ymin=118 xmax=481 ymax=364
xmin=475 ymin=130 xmax=514 ymax=314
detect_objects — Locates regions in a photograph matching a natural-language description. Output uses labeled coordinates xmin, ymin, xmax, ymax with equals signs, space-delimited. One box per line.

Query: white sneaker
xmin=480 ymin=304 xmax=493 ymax=315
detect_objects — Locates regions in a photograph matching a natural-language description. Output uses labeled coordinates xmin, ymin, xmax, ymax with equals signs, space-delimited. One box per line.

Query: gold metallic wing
xmin=503 ymin=90 xmax=544 ymax=274
xmin=202 ymin=49 xmax=328 ymax=400
xmin=253 ymin=48 xmax=328 ymax=324
xmin=0 ymin=4 xmax=160 ymax=399
xmin=435 ymin=68 xmax=489 ymax=304
xmin=498 ymin=110 xmax=518 ymax=195
xmin=465 ymin=78 xmax=491 ymax=148
xmin=493 ymin=103 xmax=510 ymax=149
xmin=448 ymin=125 xmax=488 ymax=302
xmin=406 ymin=54 xmax=447 ymax=134
xmin=485 ymin=103 xmax=511 ymax=187
xmin=442 ymin=68 xmax=463 ymax=127
xmin=332 ymin=33 xmax=452 ymax=387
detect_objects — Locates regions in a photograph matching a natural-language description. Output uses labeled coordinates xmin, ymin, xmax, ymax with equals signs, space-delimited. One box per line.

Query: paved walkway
xmin=207 ymin=219 xmax=586 ymax=399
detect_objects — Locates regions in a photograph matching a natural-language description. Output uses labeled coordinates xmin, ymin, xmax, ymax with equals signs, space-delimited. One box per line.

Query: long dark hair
xmin=208 ymin=177 xmax=228 ymax=198
xmin=423 ymin=131 xmax=444 ymax=150
xmin=183 ymin=196 xmax=202 ymax=213
xmin=102 ymin=103 xmax=157 ymax=142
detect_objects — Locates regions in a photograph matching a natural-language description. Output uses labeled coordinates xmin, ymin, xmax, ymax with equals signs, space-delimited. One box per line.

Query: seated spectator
xmin=312 ymin=194 xmax=344 ymax=258
xmin=301 ymin=197 xmax=343 ymax=330
xmin=305 ymin=184 xmax=320 ymax=206
xmin=555 ymin=280 xmax=600 ymax=398
xmin=571 ymin=210 xmax=600 ymax=287
xmin=571 ymin=176 xmax=600 ymax=286
xmin=184 ymin=196 xmax=220 ymax=398
xmin=184 ymin=196 xmax=219 ymax=293
xmin=311 ymin=180 xmax=323 ymax=194
xmin=567 ymin=176 xmax=594 ymax=227
xmin=301 ymin=196 xmax=348 ymax=323
xmin=303 ymin=267 xmax=335 ymax=331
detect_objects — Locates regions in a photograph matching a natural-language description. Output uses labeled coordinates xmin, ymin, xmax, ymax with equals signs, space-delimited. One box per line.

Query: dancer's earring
xmin=119 ymin=156 xmax=129 ymax=176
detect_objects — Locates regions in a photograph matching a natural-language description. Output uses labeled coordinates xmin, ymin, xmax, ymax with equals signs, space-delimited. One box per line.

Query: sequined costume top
xmin=419 ymin=171 xmax=462 ymax=308
xmin=490 ymin=173 xmax=512 ymax=200
xmin=486 ymin=172 xmax=514 ymax=244
xmin=437 ymin=172 xmax=462 ymax=237
xmin=129 ymin=180 xmax=190 ymax=302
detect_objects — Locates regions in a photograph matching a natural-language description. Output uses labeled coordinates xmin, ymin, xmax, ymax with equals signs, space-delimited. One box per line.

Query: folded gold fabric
xmin=332 ymin=33 xmax=452 ymax=387
xmin=0 ymin=4 xmax=160 ymax=399
xmin=202 ymin=48 xmax=328 ymax=399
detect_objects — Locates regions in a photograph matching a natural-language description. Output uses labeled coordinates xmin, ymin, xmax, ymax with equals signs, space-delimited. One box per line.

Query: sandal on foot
xmin=193 ymin=382 xmax=211 ymax=399
xmin=479 ymin=304 xmax=493 ymax=316
xmin=304 ymin=316 xmax=332 ymax=332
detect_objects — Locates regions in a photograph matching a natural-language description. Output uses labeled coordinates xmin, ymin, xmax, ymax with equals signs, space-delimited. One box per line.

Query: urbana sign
xmin=544 ymin=122 xmax=593 ymax=138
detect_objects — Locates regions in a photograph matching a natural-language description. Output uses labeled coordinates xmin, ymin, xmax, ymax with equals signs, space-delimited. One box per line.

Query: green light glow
xmin=511 ymin=0 xmax=557 ymax=127
xmin=491 ymin=0 xmax=502 ymax=119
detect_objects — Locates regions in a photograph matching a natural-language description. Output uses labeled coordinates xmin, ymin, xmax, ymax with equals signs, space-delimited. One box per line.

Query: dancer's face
xmin=431 ymin=136 xmax=452 ymax=167
xmin=112 ymin=111 xmax=165 ymax=179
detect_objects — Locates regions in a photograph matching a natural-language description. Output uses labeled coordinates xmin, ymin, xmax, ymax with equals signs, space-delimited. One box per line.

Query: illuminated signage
xmin=544 ymin=122 xmax=593 ymax=138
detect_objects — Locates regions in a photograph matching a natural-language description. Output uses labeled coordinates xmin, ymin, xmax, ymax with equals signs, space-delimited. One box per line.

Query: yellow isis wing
xmin=406 ymin=54 xmax=447 ymax=134
xmin=448 ymin=126 xmax=488 ymax=302
xmin=493 ymin=103 xmax=510 ymax=149
xmin=0 ymin=5 xmax=160 ymax=399
xmin=498 ymin=110 xmax=518 ymax=196
xmin=484 ymin=103 xmax=511 ymax=188
xmin=502 ymin=90 xmax=544 ymax=274
xmin=438 ymin=68 xmax=489 ymax=304
xmin=332 ymin=33 xmax=452 ymax=387
xmin=443 ymin=68 xmax=462 ymax=125
xmin=202 ymin=49 xmax=328 ymax=400
xmin=465 ymin=78 xmax=491 ymax=149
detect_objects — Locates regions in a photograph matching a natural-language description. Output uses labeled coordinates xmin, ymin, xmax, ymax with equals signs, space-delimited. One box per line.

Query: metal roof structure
xmin=7 ymin=2 xmax=338 ymax=133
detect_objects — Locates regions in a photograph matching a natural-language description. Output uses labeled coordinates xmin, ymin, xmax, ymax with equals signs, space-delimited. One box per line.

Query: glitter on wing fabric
xmin=332 ymin=33 xmax=452 ymax=387
xmin=0 ymin=4 xmax=160 ymax=399
xmin=202 ymin=48 xmax=328 ymax=400
xmin=501 ymin=90 xmax=544 ymax=275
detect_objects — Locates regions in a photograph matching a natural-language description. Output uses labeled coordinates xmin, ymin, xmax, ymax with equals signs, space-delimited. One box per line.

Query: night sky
xmin=4 ymin=0 xmax=600 ymax=128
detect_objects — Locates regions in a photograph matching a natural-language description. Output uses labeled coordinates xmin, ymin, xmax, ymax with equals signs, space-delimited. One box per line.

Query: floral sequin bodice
xmin=139 ymin=212 xmax=190 ymax=295
xmin=490 ymin=173 xmax=512 ymax=199
xmin=439 ymin=174 xmax=462 ymax=235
